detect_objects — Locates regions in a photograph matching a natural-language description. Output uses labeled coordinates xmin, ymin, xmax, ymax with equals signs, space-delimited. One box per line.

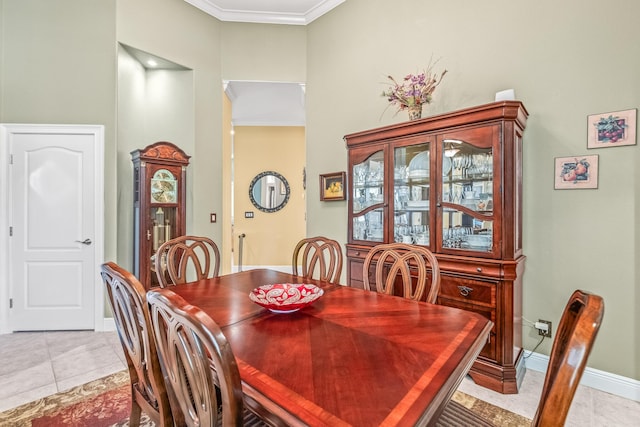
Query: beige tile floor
xmin=1 ymin=330 xmax=639 ymax=425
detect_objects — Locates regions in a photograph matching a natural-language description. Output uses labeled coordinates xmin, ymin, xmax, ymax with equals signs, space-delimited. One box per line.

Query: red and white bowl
xmin=249 ymin=283 xmax=324 ymax=313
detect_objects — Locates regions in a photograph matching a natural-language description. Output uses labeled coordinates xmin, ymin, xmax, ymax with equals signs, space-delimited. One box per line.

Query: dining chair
xmin=436 ymin=289 xmax=604 ymax=426
xmin=155 ymin=235 xmax=221 ymax=287
xmin=147 ymin=287 xmax=268 ymax=427
xmin=363 ymin=243 xmax=441 ymax=303
xmin=100 ymin=262 xmax=173 ymax=427
xmin=292 ymin=236 xmax=343 ymax=283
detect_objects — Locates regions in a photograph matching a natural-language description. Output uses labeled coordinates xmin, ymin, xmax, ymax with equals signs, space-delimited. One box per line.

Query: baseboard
xmin=525 ymin=351 xmax=640 ymax=402
xmin=103 ymin=317 xmax=116 ymax=332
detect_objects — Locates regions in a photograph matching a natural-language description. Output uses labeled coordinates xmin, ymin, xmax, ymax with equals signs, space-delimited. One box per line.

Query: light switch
xmin=245 ymin=211 xmax=254 ymax=218
xmin=210 ymin=213 xmax=217 ymax=223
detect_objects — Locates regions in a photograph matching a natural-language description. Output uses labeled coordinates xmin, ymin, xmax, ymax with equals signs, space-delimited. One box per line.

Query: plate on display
xmin=249 ymin=283 xmax=324 ymax=313
xmin=442 ymin=156 xmax=452 ymax=176
xmin=408 ymin=169 xmax=429 ymax=179
xmin=406 ymin=200 xmax=429 ymax=208
xmin=408 ymin=151 xmax=429 ymax=176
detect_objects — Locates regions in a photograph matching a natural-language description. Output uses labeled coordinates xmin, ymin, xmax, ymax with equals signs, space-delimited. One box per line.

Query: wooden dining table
xmin=169 ymin=268 xmax=493 ymax=427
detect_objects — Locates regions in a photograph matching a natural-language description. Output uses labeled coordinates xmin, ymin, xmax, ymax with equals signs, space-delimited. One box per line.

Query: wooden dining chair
xmin=155 ymin=235 xmax=221 ymax=287
xmin=436 ymin=289 xmax=604 ymax=427
xmin=363 ymin=243 xmax=441 ymax=303
xmin=147 ymin=287 xmax=268 ymax=427
xmin=100 ymin=262 xmax=173 ymax=427
xmin=292 ymin=236 xmax=343 ymax=283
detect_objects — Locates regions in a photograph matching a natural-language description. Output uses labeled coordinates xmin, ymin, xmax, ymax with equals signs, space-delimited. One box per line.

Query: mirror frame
xmin=248 ymin=171 xmax=291 ymax=213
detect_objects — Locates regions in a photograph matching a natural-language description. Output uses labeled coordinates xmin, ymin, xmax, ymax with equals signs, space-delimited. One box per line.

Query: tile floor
xmin=1 ymin=330 xmax=639 ymax=426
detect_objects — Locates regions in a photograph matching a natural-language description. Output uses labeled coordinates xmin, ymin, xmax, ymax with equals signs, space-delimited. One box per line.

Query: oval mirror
xmin=249 ymin=171 xmax=290 ymax=213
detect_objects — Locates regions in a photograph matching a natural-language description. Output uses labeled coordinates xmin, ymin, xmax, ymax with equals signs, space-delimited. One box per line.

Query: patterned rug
xmin=0 ymin=371 xmax=530 ymax=426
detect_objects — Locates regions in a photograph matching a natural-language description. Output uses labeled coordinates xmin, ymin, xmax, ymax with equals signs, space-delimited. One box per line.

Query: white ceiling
xmin=186 ymin=1 xmax=346 ymax=125
xmin=225 ymin=81 xmax=306 ymax=126
xmin=185 ymin=0 xmax=345 ymax=25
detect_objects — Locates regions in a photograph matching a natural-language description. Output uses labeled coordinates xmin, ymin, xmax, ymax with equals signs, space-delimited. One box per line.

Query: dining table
xmin=169 ymin=268 xmax=493 ymax=427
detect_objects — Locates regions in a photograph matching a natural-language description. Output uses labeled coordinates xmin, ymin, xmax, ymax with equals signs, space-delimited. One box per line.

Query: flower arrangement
xmin=381 ymin=62 xmax=447 ymax=119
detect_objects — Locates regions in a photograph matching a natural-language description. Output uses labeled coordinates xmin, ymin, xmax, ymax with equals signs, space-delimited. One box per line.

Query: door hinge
xmin=9 ymin=226 xmax=13 ymax=236
xmin=9 ymin=298 xmax=13 ymax=309
xmin=9 ymin=154 xmax=13 ymax=165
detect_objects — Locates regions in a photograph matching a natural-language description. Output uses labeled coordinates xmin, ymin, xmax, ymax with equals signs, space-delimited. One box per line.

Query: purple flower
xmin=381 ymin=65 xmax=448 ymax=115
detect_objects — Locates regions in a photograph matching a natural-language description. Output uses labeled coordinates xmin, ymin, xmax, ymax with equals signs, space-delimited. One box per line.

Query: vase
xmin=407 ymin=104 xmax=423 ymax=120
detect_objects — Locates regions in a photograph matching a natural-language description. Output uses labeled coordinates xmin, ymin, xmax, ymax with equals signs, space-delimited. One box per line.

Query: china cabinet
xmin=345 ymin=101 xmax=528 ymax=393
xmin=131 ymin=142 xmax=190 ymax=289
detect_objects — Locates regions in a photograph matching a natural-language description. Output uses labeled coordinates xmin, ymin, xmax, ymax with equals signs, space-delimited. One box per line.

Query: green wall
xmin=117 ymin=0 xmax=223 ymax=250
xmin=1 ymin=0 xmax=638 ymax=382
xmin=220 ymin=22 xmax=306 ymax=82
xmin=0 ymin=0 xmax=118 ymax=262
xmin=306 ymin=0 xmax=639 ymax=380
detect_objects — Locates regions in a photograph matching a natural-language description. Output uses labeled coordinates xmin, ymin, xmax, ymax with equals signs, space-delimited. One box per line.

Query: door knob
xmin=75 ymin=238 xmax=92 ymax=245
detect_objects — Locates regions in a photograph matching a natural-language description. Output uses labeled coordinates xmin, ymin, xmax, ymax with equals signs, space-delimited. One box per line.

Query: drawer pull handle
xmin=476 ymin=267 xmax=482 ymax=272
xmin=457 ymin=285 xmax=474 ymax=297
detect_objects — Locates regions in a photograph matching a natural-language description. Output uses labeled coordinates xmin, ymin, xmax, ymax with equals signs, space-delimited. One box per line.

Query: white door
xmin=3 ymin=125 xmax=104 ymax=331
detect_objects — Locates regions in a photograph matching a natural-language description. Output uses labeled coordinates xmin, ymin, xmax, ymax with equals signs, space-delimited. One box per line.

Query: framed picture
xmin=320 ymin=172 xmax=346 ymax=201
xmin=587 ymin=108 xmax=637 ymax=149
xmin=554 ymin=155 xmax=599 ymax=190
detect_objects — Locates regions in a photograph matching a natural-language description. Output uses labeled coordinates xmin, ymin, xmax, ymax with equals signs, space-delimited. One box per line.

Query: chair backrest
xmin=100 ymin=262 xmax=173 ymax=426
xmin=292 ymin=236 xmax=343 ymax=283
xmin=532 ymin=289 xmax=604 ymax=426
xmin=147 ymin=287 xmax=245 ymax=427
xmin=155 ymin=235 xmax=221 ymax=287
xmin=363 ymin=243 xmax=441 ymax=303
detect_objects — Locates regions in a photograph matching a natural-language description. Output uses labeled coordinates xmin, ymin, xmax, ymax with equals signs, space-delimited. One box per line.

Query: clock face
xmin=151 ymin=169 xmax=178 ymax=203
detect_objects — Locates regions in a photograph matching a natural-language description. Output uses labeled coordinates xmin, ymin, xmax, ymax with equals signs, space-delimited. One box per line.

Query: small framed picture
xmin=587 ymin=108 xmax=637 ymax=149
xmin=554 ymin=155 xmax=599 ymax=190
xmin=320 ymin=172 xmax=346 ymax=201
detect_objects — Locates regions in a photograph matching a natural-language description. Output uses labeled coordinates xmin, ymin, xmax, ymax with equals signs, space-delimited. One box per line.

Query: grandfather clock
xmin=131 ymin=141 xmax=190 ymax=289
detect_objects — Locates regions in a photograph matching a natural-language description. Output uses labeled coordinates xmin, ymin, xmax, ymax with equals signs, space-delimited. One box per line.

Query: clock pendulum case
xmin=131 ymin=141 xmax=190 ymax=289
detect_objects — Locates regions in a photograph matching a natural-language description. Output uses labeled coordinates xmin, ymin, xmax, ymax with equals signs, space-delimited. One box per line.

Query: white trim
xmin=0 ymin=124 xmax=105 ymax=334
xmin=184 ymin=0 xmax=345 ymax=25
xmin=103 ymin=317 xmax=117 ymax=332
xmin=0 ymin=127 xmax=9 ymax=334
xmin=231 ymin=119 xmax=306 ymax=127
xmin=526 ymin=351 xmax=640 ymax=402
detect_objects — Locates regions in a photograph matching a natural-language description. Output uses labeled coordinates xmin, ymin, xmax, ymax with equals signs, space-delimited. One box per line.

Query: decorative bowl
xmin=249 ymin=283 xmax=324 ymax=313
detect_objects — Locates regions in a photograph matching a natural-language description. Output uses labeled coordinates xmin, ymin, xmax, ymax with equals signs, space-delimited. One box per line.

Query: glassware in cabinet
xmin=351 ymin=149 xmax=385 ymax=242
xmin=393 ymin=143 xmax=431 ymax=246
xmin=439 ymin=128 xmax=497 ymax=254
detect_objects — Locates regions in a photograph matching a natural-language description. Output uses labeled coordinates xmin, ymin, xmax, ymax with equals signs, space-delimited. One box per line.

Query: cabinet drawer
xmin=439 ymin=298 xmax=497 ymax=360
xmin=347 ymin=248 xmax=368 ymax=259
xmin=349 ymin=259 xmax=365 ymax=282
xmin=438 ymin=258 xmax=503 ymax=278
xmin=439 ymin=276 xmax=496 ymax=307
xmin=348 ymin=258 xmax=367 ymax=290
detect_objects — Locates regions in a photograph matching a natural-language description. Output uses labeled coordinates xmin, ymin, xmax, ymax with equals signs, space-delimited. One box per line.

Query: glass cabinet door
xmin=440 ymin=135 xmax=494 ymax=253
xmin=393 ymin=143 xmax=431 ymax=246
xmin=352 ymin=150 xmax=385 ymax=242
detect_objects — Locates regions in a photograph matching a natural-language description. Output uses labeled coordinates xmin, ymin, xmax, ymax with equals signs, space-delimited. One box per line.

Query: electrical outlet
xmin=536 ymin=319 xmax=552 ymax=338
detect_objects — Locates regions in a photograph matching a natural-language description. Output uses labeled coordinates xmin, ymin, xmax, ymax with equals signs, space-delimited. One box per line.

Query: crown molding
xmin=184 ymin=0 xmax=345 ymax=25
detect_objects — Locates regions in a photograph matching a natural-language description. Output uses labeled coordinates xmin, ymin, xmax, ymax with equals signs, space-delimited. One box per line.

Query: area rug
xmin=0 ymin=371 xmax=530 ymax=426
